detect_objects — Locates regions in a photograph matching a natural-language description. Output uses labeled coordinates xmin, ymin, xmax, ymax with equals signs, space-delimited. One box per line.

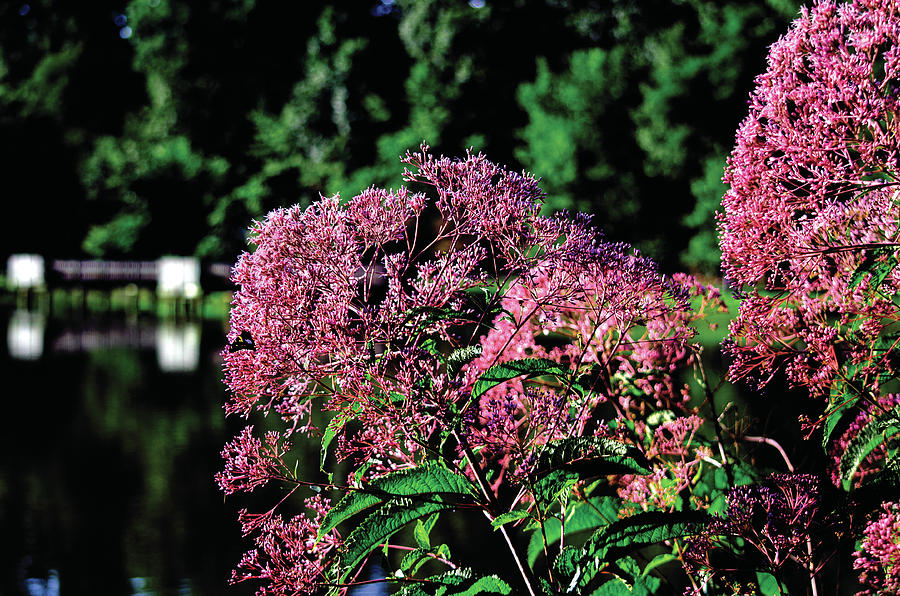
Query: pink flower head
xmin=720 ymin=0 xmax=900 ymax=396
xmin=231 ymin=495 xmax=341 ymax=596
xmin=855 ymin=500 xmax=900 ymax=594
xmin=216 ymin=426 xmax=293 ymax=495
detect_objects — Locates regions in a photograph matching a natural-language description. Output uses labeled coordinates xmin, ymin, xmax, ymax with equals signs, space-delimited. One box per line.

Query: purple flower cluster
xmin=684 ymin=474 xmax=835 ymax=579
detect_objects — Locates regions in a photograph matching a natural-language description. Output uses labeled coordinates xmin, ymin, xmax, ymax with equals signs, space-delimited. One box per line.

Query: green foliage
xmin=397 ymin=568 xmax=512 ymax=596
xmin=531 ymin=437 xmax=651 ymax=504
xmin=551 ymin=511 xmax=708 ymax=594
xmin=321 ymin=401 xmax=363 ymax=471
xmin=850 ymin=246 xmax=898 ymax=290
xmin=526 ymin=496 xmax=620 ymax=568
xmin=338 ymin=498 xmax=457 ymax=583
xmin=580 ymin=511 xmax=709 ymax=563
xmin=320 ymin=461 xmax=477 ymax=539
xmin=470 ymin=357 xmax=577 ymax=405
xmin=0 ymin=0 xmax=799 ymax=266
xmin=822 ymin=380 xmax=862 ymax=449
xmin=840 ymin=406 xmax=900 ymax=490
xmin=514 ymin=0 xmax=800 ymax=270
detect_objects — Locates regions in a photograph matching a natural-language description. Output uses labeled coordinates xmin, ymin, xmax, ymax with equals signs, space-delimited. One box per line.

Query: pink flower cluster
xmin=462 ymin=248 xmax=724 ymax=495
xmin=855 ymin=500 xmax=900 ymax=595
xmin=222 ymin=146 xmax=699 ymax=591
xmin=222 ymin=146 xmax=577 ymax=471
xmin=216 ymin=426 xmax=294 ymax=495
xmin=720 ymin=0 xmax=900 ymax=396
xmin=231 ymin=496 xmax=341 ymax=596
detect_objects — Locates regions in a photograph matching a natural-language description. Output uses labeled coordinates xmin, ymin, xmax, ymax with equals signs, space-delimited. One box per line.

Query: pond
xmin=0 ymin=303 xmax=258 ymax=596
xmin=0 ymin=294 xmax=741 ymax=596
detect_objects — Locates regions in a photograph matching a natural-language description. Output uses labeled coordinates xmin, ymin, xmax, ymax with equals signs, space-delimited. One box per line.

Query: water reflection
xmin=24 ymin=569 xmax=58 ymax=596
xmin=7 ymin=310 xmax=44 ymax=360
xmin=7 ymin=309 xmax=202 ymax=374
xmin=1 ymin=306 xmax=253 ymax=595
xmin=156 ymin=322 xmax=201 ymax=373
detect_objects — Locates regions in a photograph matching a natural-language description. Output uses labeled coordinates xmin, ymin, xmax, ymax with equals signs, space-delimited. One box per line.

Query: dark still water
xmin=1 ymin=305 xmax=257 ymax=596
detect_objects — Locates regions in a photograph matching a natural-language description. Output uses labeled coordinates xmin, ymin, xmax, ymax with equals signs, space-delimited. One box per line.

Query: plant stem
xmin=743 ymin=435 xmax=795 ymax=472
xmin=696 ymin=349 xmax=734 ymax=485
xmin=453 ymin=430 xmax=538 ymax=596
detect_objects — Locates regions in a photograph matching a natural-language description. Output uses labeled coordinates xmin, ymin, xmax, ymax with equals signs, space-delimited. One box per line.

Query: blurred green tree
xmin=0 ymin=0 xmax=799 ymax=272
xmin=515 ymin=0 xmax=800 ymax=271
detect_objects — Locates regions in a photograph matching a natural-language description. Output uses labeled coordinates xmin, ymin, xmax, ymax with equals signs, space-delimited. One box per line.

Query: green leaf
xmin=554 ymin=513 xmax=705 ymax=594
xmin=340 ymin=498 xmax=456 ymax=582
xmin=840 ymin=406 xmax=900 ymax=490
xmin=822 ymin=382 xmax=861 ymax=449
xmin=590 ymin=576 xmax=633 ymax=595
xmin=756 ymin=571 xmax=784 ymax=595
xmin=320 ymin=401 xmax=362 ymax=471
xmin=397 ymin=568 xmax=512 ymax=595
xmin=850 ymin=246 xmax=897 ymax=289
xmin=414 ymin=518 xmax=432 ymax=549
xmin=447 ymin=345 xmax=483 ymax=379
xmin=401 ymin=548 xmax=432 ymax=575
xmin=319 ymin=462 xmax=476 ymax=539
xmin=527 ymin=497 xmax=619 ymax=567
xmin=319 ymin=492 xmax=383 ymax=542
xmin=530 ymin=437 xmax=651 ymax=504
xmin=491 ymin=509 xmax=531 ymax=529
xmin=581 ymin=510 xmax=709 ymax=563
xmin=471 ymin=358 xmax=577 ymax=405
xmin=403 ymin=305 xmax=501 ymax=333
xmin=534 ymin=436 xmax=651 ymax=477
xmin=640 ymin=553 xmax=678 ymax=577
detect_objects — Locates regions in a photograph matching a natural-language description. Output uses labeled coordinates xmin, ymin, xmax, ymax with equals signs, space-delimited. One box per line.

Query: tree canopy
xmin=0 ymin=0 xmax=799 ymax=272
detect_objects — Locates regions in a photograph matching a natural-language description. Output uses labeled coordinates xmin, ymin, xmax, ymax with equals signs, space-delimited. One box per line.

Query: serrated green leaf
xmin=491 ymin=509 xmax=531 ymax=529
xmin=555 ymin=549 xmax=632 ymax=595
xmin=414 ymin=519 xmax=431 ymax=549
xmin=555 ymin=513 xmax=705 ymax=594
xmin=850 ymin=247 xmax=896 ymax=289
xmin=533 ymin=469 xmax=581 ymax=505
xmin=320 ymin=401 xmax=362 ymax=471
xmin=471 ymin=358 xmax=577 ymax=404
xmin=319 ymin=491 xmax=384 ymax=542
xmin=534 ymin=436 xmax=651 ymax=477
xmin=582 ymin=510 xmax=709 ymax=562
xmin=840 ymin=406 xmax=900 ymax=490
xmin=397 ymin=568 xmax=511 ymax=596
xmin=447 ymin=345 xmax=483 ymax=379
xmin=320 ymin=462 xmax=476 ymax=539
xmin=340 ymin=499 xmax=455 ymax=582
xmin=401 ymin=548 xmax=432 ymax=575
